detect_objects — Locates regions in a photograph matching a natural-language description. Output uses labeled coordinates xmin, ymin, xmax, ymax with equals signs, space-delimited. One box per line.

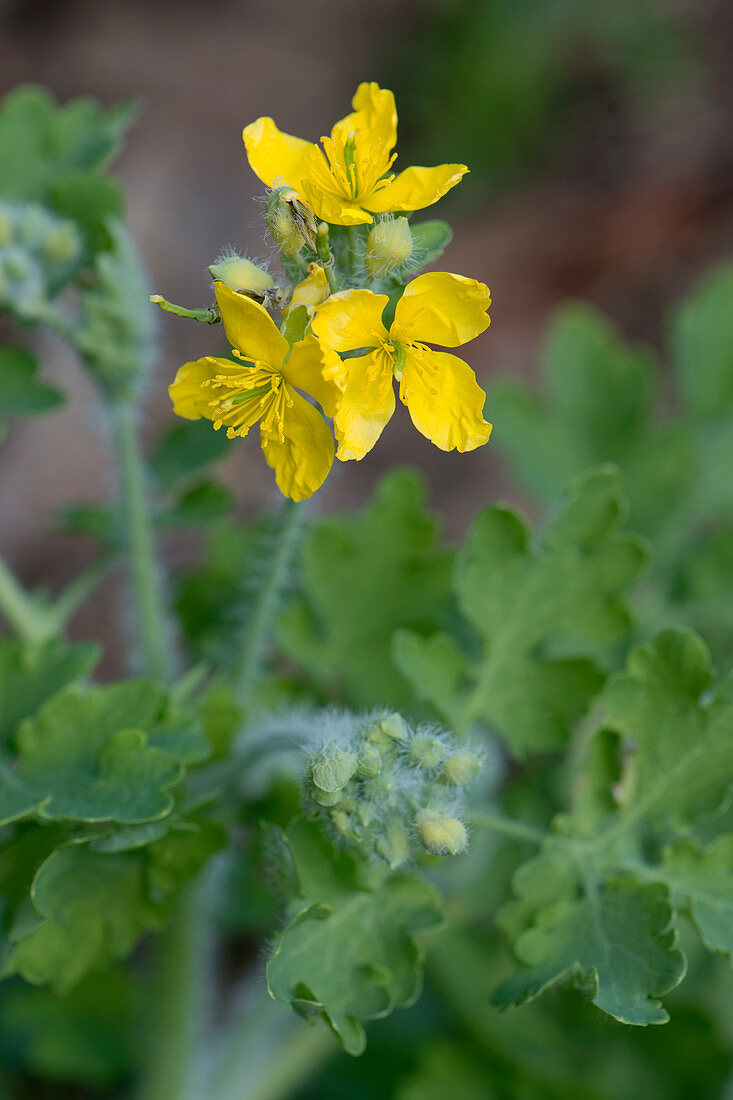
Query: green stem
xmin=140 ymin=887 xmax=208 ymax=1100
xmin=346 ymin=225 xmax=361 ymax=281
xmin=150 ymin=295 xmax=221 ymax=324
xmin=471 ymin=811 xmax=547 ymax=846
xmin=233 ymin=499 xmax=302 ymax=703
xmin=315 ymin=224 xmax=337 ymax=292
xmin=210 ymin=989 xmax=333 ymax=1100
xmin=110 ymin=402 xmax=172 ymax=682
xmin=0 ymin=554 xmax=51 ymax=642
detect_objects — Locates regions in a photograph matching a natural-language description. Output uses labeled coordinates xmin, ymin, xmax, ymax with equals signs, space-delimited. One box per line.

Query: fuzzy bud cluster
xmin=0 ymin=200 xmax=82 ymax=321
xmin=365 ymin=216 xmax=413 ymax=277
xmin=302 ymin=712 xmax=481 ymax=869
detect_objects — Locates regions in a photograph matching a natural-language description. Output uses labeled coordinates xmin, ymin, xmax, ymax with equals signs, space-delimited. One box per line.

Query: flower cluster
xmin=302 ymin=711 xmax=482 ymax=869
xmin=165 ymin=83 xmax=493 ymax=501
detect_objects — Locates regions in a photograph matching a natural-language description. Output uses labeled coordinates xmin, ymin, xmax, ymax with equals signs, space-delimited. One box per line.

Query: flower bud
xmin=416 ymin=810 xmax=467 ymax=855
xmin=356 ymin=742 xmax=382 ymax=779
xmin=266 ymin=187 xmax=318 ymax=256
xmin=311 ymin=786 xmax=343 ymax=807
xmin=208 ymin=254 xmax=274 ymax=296
xmin=376 ymin=821 xmax=410 ymax=870
xmin=408 ymin=734 xmax=446 ymax=770
xmin=365 ymin=217 xmax=413 ymax=277
xmin=379 ymin=714 xmax=408 ymax=742
xmin=310 ymin=747 xmax=357 ymax=793
xmin=441 ymin=750 xmax=482 ymax=786
xmin=44 ymin=223 xmax=81 ymax=266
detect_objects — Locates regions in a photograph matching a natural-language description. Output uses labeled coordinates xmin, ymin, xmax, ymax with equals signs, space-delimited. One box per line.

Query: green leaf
xmin=50 ymin=173 xmax=124 ymax=258
xmin=3 ymin=844 xmax=162 ymax=994
xmin=604 ymin=629 xmax=733 ymax=825
xmin=150 ymin=417 xmax=232 ymax=491
xmin=493 ymin=878 xmax=684 ymax=1025
xmin=279 ymin=469 xmax=454 ymax=707
xmin=160 ymin=479 xmax=235 ymax=526
xmin=409 ymin=219 xmax=453 ymax=265
xmin=671 ymin=263 xmax=733 ymax=416
xmin=266 ymin=819 xmax=443 ymax=1054
xmin=0 ymin=638 xmax=98 ymax=746
xmin=0 ymin=348 xmax=63 ymax=435
xmin=0 ymin=85 xmax=135 ymax=203
xmin=395 ymin=467 xmax=647 ymax=755
xmin=494 ymin=628 xmax=733 ymax=1022
xmin=0 ymin=681 xmax=183 ymax=825
xmin=75 ymin=219 xmax=154 ymax=397
xmin=661 ymin=837 xmax=733 ymax=957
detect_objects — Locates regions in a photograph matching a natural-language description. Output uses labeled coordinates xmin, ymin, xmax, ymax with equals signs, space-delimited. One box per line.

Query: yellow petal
xmin=260 ymin=387 xmax=334 ymax=501
xmin=215 ymin=283 xmax=288 ymax=369
xmin=329 ymin=351 xmax=395 ymax=461
xmin=391 ymin=272 xmax=491 ymax=347
xmin=400 ymin=346 xmax=492 ymax=452
xmin=335 ymin=82 xmax=397 ymax=158
xmin=311 ymin=289 xmax=389 ymax=353
xmin=288 ymin=265 xmax=330 ymax=317
xmin=242 ymin=117 xmax=314 ymax=189
xmin=300 ymin=175 xmax=374 ymax=226
xmin=364 ymin=163 xmax=468 ymax=214
xmin=169 ymin=357 xmax=230 ymax=420
xmin=283 ymin=333 xmax=341 ymax=418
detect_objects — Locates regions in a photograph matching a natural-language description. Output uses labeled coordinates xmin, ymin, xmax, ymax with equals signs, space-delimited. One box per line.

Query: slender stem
xmin=315 ymin=223 xmax=337 ymax=292
xmin=346 ymin=225 xmax=361 ymax=282
xmin=139 ymin=887 xmax=208 ymax=1100
xmin=150 ymin=295 xmax=221 ymax=325
xmin=471 ymin=810 xmax=547 ymax=846
xmin=210 ymin=987 xmax=333 ymax=1100
xmin=233 ymin=499 xmax=302 ymax=703
xmin=0 ymin=554 xmax=50 ymax=642
xmin=110 ymin=402 xmax=173 ymax=682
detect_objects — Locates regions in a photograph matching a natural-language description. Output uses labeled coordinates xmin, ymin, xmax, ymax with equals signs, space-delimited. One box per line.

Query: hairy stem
xmin=210 ymin=983 xmax=334 ymax=1100
xmin=471 ymin=811 xmax=547 ymax=846
xmin=233 ymin=499 xmax=302 ymax=703
xmin=140 ymin=887 xmax=209 ymax=1100
xmin=110 ymin=402 xmax=173 ymax=682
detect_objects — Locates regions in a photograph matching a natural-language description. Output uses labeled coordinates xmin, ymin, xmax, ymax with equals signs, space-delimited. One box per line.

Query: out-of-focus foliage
xmin=385 ymin=0 xmax=692 ymax=193
xmin=488 ymin=265 xmax=733 ymax=663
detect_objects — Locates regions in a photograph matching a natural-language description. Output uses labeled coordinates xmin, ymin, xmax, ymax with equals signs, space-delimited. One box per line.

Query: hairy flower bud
xmin=408 ymin=733 xmax=447 ymax=770
xmin=208 ymin=254 xmax=274 ymax=296
xmin=266 ymin=186 xmax=318 ymax=257
xmin=416 ymin=810 xmax=468 ymax=856
xmin=441 ymin=750 xmax=482 ymax=786
xmin=365 ymin=216 xmax=413 ymax=277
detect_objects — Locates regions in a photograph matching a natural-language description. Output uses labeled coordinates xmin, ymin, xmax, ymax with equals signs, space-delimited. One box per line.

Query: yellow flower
xmin=287 ymin=264 xmax=330 ymax=318
xmin=169 ymin=282 xmax=338 ymax=502
xmin=311 ymin=272 xmax=492 ymax=460
xmin=243 ymin=82 xmax=468 ymax=227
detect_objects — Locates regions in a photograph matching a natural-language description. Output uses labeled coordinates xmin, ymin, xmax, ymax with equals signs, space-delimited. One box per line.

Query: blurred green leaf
xmin=0 ymin=681 xmax=183 ymax=826
xmin=395 ymin=467 xmax=647 ymax=755
xmin=0 ymin=639 xmax=98 ymax=747
xmin=0 ymin=348 xmax=63 ymax=437
xmin=267 ymin=819 xmax=443 ymax=1055
xmin=150 ymin=418 xmax=231 ymax=491
xmin=279 ymin=469 xmax=454 ymax=708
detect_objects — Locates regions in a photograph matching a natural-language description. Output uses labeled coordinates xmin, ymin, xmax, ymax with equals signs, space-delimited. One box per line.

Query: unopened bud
xmin=44 ymin=224 xmax=80 ymax=264
xmin=266 ymin=187 xmax=317 ymax=256
xmin=379 ymin=714 xmax=408 ymax=742
xmin=416 ymin=810 xmax=467 ymax=856
xmin=441 ymin=750 xmax=482 ymax=786
xmin=356 ymin=743 xmax=382 ymax=779
xmin=310 ymin=748 xmax=357 ymax=793
xmin=311 ymin=787 xmax=343 ymax=807
xmin=365 ymin=217 xmax=413 ymax=277
xmin=408 ymin=734 xmax=446 ymax=770
xmin=377 ymin=821 xmax=410 ymax=869
xmin=208 ymin=254 xmax=274 ymax=296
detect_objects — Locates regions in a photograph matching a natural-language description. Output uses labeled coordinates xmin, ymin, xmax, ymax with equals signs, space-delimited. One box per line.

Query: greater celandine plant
xmin=1 ymin=78 xmax=733 ymax=1100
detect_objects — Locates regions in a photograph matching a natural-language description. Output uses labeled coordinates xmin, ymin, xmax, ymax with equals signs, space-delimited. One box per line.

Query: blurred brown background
xmin=1 ymin=0 xmax=732 ymax=661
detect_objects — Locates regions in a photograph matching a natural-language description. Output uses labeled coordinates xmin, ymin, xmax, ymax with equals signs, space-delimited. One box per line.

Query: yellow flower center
xmin=201 ymin=353 xmax=293 ymax=442
xmin=314 ymin=126 xmax=397 ymax=203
